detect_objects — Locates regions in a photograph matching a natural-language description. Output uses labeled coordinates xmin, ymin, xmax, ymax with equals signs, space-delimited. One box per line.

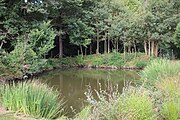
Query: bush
xmin=140 ymin=59 xmax=180 ymax=84
xmin=0 ymin=81 xmax=64 ymax=119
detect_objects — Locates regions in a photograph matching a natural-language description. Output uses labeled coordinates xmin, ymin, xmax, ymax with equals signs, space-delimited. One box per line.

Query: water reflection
xmin=39 ymin=68 xmax=139 ymax=117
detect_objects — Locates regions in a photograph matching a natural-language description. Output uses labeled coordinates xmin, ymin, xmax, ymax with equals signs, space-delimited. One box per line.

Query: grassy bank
xmin=50 ymin=52 xmax=151 ymax=69
xmin=0 ymin=52 xmax=151 ymax=80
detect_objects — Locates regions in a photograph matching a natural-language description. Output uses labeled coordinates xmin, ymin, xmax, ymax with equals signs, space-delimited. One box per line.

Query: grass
xmin=161 ymin=100 xmax=180 ymax=120
xmin=53 ymin=52 xmax=150 ymax=68
xmin=83 ymin=83 xmax=157 ymax=120
xmin=140 ymin=59 xmax=180 ymax=84
xmin=0 ymin=81 xmax=64 ymax=119
xmin=155 ymin=76 xmax=180 ymax=99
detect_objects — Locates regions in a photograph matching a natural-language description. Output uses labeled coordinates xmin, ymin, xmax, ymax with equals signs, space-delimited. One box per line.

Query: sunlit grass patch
xmin=140 ymin=59 xmax=180 ymax=84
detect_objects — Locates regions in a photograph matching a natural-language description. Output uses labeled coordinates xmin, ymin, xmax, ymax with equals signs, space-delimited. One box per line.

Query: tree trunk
xmin=80 ymin=45 xmax=83 ymax=56
xmin=151 ymin=40 xmax=154 ymax=56
xmin=116 ymin=39 xmax=119 ymax=52
xmin=134 ymin=41 xmax=137 ymax=57
xmin=0 ymin=41 xmax=4 ymax=49
xmin=154 ymin=41 xmax=159 ymax=57
xmin=123 ymin=42 xmax=126 ymax=60
xmin=107 ymin=32 xmax=110 ymax=53
xmin=96 ymin=29 xmax=99 ymax=54
xmin=85 ymin=47 xmax=87 ymax=56
xmin=59 ymin=34 xmax=63 ymax=58
xmin=148 ymin=40 xmax=151 ymax=57
xmin=144 ymin=40 xmax=147 ymax=55
xmin=90 ymin=44 xmax=92 ymax=54
xmin=104 ymin=39 xmax=107 ymax=53
xmin=128 ymin=46 xmax=131 ymax=53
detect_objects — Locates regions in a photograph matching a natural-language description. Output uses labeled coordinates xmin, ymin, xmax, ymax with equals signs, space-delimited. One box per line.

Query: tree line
xmin=0 ymin=0 xmax=180 ymax=58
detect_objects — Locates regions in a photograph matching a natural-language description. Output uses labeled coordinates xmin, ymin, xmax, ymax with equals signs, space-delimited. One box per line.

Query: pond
xmin=39 ymin=68 xmax=140 ymax=117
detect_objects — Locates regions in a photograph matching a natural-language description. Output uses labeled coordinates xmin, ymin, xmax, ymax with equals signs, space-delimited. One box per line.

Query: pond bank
xmin=0 ymin=53 xmax=149 ymax=81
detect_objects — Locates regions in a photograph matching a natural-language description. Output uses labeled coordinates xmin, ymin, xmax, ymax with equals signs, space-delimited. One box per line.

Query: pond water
xmin=39 ymin=68 xmax=140 ymax=117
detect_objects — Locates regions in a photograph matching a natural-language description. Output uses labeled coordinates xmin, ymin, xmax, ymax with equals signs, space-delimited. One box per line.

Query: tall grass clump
xmin=155 ymin=76 xmax=180 ymax=99
xmin=118 ymin=86 xmax=157 ymax=120
xmin=155 ymin=76 xmax=180 ymax=120
xmin=140 ymin=59 xmax=180 ymax=84
xmin=74 ymin=106 xmax=92 ymax=120
xmin=160 ymin=100 xmax=180 ymax=120
xmin=0 ymin=81 xmax=64 ymax=119
xmin=84 ymin=83 xmax=156 ymax=120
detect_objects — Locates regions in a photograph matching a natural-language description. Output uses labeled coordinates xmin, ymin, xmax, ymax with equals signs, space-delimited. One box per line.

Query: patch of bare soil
xmin=0 ymin=107 xmax=8 ymax=115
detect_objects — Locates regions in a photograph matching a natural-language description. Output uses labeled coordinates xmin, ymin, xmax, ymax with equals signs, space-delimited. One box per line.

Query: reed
xmin=0 ymin=81 xmax=64 ymax=119
xmin=140 ymin=59 xmax=180 ymax=84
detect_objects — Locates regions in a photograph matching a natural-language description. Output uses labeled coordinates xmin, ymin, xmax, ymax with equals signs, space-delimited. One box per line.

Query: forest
xmin=0 ymin=0 xmax=180 ymax=76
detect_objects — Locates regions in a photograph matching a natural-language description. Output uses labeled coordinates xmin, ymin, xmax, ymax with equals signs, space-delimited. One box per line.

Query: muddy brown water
xmin=39 ymin=68 xmax=140 ymax=117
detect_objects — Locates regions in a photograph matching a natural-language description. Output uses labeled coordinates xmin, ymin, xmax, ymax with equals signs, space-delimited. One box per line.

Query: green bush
xmin=0 ymin=81 xmax=64 ymax=119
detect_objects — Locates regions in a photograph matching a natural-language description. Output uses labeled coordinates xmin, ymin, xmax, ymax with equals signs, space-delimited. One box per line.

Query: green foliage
xmin=74 ymin=106 xmax=92 ymax=120
xmin=29 ymin=21 xmax=56 ymax=57
xmin=174 ymin=23 xmax=180 ymax=48
xmin=0 ymin=21 xmax=56 ymax=75
xmin=1 ymin=39 xmax=38 ymax=75
xmin=0 ymin=81 xmax=64 ymax=119
xmin=68 ymin=19 xmax=94 ymax=47
xmin=155 ymin=76 xmax=180 ymax=99
xmin=119 ymin=87 xmax=156 ymax=120
xmin=84 ymin=83 xmax=156 ymax=120
xmin=135 ymin=60 xmax=147 ymax=68
xmin=140 ymin=59 xmax=180 ymax=84
xmin=161 ymin=100 xmax=180 ymax=120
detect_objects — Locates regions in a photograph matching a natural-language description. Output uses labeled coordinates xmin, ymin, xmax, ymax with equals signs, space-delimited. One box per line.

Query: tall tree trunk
xmin=151 ymin=40 xmax=154 ymax=56
xmin=85 ymin=47 xmax=87 ymax=56
xmin=123 ymin=42 xmax=126 ymax=60
xmin=80 ymin=45 xmax=83 ymax=56
xmin=104 ymin=39 xmax=107 ymax=53
xmin=155 ymin=41 xmax=159 ymax=57
xmin=107 ymin=31 xmax=110 ymax=53
xmin=134 ymin=41 xmax=137 ymax=57
xmin=0 ymin=41 xmax=4 ymax=49
xmin=144 ymin=40 xmax=147 ymax=55
xmin=128 ymin=46 xmax=131 ymax=53
xmin=90 ymin=44 xmax=92 ymax=55
xmin=148 ymin=40 xmax=151 ymax=57
xmin=96 ymin=29 xmax=99 ymax=54
xmin=59 ymin=34 xmax=63 ymax=58
xmin=116 ymin=39 xmax=119 ymax=52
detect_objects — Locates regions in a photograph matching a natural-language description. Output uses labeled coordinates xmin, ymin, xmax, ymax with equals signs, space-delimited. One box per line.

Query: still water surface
xmin=39 ymin=68 xmax=139 ymax=117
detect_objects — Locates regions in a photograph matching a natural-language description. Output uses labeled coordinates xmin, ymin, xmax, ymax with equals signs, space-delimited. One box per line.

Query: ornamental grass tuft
xmin=0 ymin=80 xmax=64 ymax=119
